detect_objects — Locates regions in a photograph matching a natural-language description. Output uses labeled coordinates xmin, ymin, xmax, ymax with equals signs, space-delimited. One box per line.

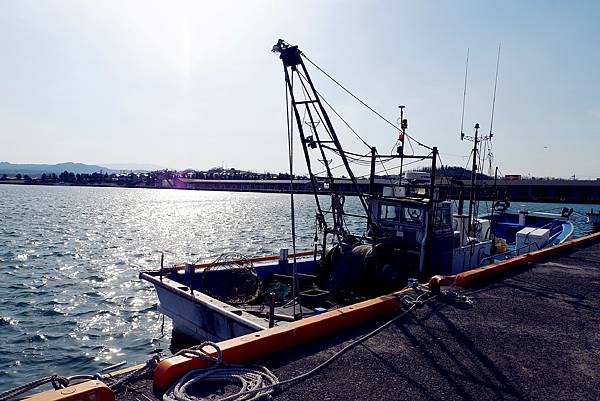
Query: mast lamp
xmin=272 ymin=39 xmax=302 ymax=67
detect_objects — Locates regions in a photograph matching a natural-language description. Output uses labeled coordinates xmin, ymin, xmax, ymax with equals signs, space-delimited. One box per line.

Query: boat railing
xmin=479 ymin=241 xmax=542 ymax=266
xmin=157 ymin=249 xmax=321 ymax=279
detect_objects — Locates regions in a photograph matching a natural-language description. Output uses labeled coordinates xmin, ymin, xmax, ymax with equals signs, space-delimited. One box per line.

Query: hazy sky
xmin=1 ymin=1 xmax=599 ymax=178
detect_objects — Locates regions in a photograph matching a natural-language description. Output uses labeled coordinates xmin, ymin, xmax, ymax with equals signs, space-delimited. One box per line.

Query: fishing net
xmin=200 ymin=252 xmax=261 ymax=304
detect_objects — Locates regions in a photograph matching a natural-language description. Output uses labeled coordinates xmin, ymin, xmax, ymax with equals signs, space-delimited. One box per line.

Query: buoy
xmin=428 ymin=275 xmax=455 ymax=293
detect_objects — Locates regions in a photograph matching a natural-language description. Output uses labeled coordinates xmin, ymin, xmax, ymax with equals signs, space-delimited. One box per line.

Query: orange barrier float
xmin=22 ymin=380 xmax=114 ymax=401
xmin=455 ymin=231 xmax=600 ymax=287
xmin=154 ymin=287 xmax=413 ymax=391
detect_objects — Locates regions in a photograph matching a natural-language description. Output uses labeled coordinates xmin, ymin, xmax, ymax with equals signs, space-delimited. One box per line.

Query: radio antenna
xmin=487 ymin=43 xmax=501 ymax=176
xmin=489 ymin=43 xmax=501 ymax=138
xmin=460 ymin=48 xmax=469 ymax=140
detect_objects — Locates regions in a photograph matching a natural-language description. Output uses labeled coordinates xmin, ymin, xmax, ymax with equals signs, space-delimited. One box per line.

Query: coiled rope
xmin=163 ymin=342 xmax=279 ymax=401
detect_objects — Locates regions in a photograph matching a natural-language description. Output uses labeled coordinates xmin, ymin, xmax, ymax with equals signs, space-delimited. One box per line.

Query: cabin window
xmin=402 ymin=207 xmax=423 ymax=224
xmin=379 ymin=204 xmax=399 ymax=223
xmin=434 ymin=208 xmax=452 ymax=229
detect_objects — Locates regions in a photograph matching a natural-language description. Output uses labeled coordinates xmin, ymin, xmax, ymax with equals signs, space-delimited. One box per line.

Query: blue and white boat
xmin=480 ymin=206 xmax=574 ymax=253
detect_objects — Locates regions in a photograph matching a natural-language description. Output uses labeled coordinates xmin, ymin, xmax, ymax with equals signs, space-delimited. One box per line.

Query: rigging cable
xmin=285 ymin=73 xmax=301 ymax=319
xmin=296 ymin=72 xmax=350 ymax=239
xmin=357 ymin=156 xmax=430 ymax=178
xmin=377 ymin=155 xmax=398 ymax=186
xmin=296 ymin=70 xmax=371 ymax=149
xmin=460 ymin=48 xmax=469 ymax=139
xmin=488 ymin=43 xmax=502 ymax=177
xmin=302 ymin=54 xmax=433 ymax=151
xmin=489 ymin=43 xmax=501 ymax=140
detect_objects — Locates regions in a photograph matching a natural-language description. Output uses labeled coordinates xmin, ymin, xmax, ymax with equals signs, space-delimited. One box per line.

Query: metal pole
xmin=160 ymin=252 xmax=164 ymax=281
xmin=268 ymin=292 xmax=275 ymax=328
xmin=422 ymin=146 xmax=438 ymax=275
xmin=467 ymin=123 xmax=479 ymax=235
xmin=398 ymin=105 xmax=405 ymax=182
xmin=430 ymin=147 xmax=438 ymax=204
xmin=367 ymin=146 xmax=377 ymax=237
xmin=490 ymin=166 xmax=499 ymax=253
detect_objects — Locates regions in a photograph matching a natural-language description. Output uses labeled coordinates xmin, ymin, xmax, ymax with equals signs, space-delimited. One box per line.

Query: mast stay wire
xmin=296 ymin=71 xmax=376 ymax=181
xmin=296 ymin=69 xmax=371 ymax=150
xmin=489 ymin=43 xmax=501 ymax=139
xmin=322 ymin=144 xmax=394 ymax=162
xmin=436 ymin=152 xmax=462 ymax=213
xmin=285 ymin=72 xmax=300 ymax=319
xmin=356 ymin=156 xmax=430 ymax=179
xmin=302 ymin=54 xmax=433 ymax=151
xmin=314 ymin=149 xmax=388 ymax=176
xmin=295 ymin=67 xmax=350 ymax=242
xmin=296 ymin=72 xmax=334 ymax=143
xmin=377 ymin=155 xmax=398 ymax=186
xmin=405 ymin=135 xmax=415 ymax=155
xmin=460 ymin=49 xmax=469 ymax=139
xmin=487 ymin=43 xmax=501 ymax=176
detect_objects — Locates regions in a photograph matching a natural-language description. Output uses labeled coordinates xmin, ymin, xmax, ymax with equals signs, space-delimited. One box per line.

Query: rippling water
xmin=0 ymin=184 xmax=597 ymax=391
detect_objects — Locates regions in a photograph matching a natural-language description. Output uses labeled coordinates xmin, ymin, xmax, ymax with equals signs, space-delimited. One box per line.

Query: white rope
xmin=163 ymin=342 xmax=279 ymax=401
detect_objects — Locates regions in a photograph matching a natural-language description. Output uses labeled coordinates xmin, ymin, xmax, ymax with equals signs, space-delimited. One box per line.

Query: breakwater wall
xmin=3 ymin=177 xmax=600 ymax=204
xmin=170 ymin=178 xmax=600 ymax=204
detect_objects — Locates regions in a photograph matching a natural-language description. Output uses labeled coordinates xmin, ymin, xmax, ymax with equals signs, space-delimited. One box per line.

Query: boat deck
xmin=117 ymin=240 xmax=600 ymax=401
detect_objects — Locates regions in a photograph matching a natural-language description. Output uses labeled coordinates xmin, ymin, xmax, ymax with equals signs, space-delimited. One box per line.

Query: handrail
xmin=169 ymin=250 xmax=320 ymax=271
xmin=479 ymin=241 xmax=541 ymax=266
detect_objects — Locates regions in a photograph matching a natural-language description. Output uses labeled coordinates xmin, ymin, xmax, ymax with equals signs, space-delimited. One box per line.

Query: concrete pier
xmin=109 ymin=235 xmax=600 ymax=401
xmin=266 ymin=240 xmax=600 ymax=401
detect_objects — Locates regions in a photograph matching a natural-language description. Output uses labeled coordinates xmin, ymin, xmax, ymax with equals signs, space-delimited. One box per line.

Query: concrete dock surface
xmin=118 ymin=240 xmax=600 ymax=401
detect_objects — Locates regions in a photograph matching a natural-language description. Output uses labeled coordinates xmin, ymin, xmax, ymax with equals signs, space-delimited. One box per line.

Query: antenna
xmin=487 ymin=43 xmax=501 ymax=176
xmin=460 ymin=48 xmax=469 ymax=141
xmin=489 ymin=43 xmax=501 ymax=138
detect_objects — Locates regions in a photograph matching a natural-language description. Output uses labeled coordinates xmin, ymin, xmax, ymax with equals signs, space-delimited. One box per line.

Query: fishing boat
xmin=140 ymin=40 xmax=575 ymax=342
xmin=479 ymin=205 xmax=574 ymax=253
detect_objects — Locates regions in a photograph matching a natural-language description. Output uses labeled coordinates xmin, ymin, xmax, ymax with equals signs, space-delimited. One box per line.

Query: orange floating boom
xmin=454 ymin=231 xmax=600 ymax=287
xmin=22 ymin=380 xmax=114 ymax=401
xmin=154 ymin=286 xmax=413 ymax=391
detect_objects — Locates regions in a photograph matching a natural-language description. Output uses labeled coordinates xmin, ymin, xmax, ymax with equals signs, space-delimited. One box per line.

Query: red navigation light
xmin=398 ymin=132 xmax=404 ymax=141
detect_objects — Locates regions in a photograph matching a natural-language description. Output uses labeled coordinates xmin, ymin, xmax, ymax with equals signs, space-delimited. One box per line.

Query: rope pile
xmin=163 ymin=342 xmax=278 ymax=401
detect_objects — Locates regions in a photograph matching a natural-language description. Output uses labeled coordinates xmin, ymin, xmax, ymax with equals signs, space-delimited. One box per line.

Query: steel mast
xmin=273 ymin=39 xmax=370 ymax=245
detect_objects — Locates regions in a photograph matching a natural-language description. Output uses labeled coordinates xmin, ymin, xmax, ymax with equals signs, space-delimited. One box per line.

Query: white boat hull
xmin=142 ymin=273 xmax=268 ymax=341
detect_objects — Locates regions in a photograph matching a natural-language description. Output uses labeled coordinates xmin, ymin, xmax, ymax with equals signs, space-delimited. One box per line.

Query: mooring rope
xmin=107 ymin=355 xmax=161 ymax=392
xmin=0 ymin=375 xmax=69 ymax=401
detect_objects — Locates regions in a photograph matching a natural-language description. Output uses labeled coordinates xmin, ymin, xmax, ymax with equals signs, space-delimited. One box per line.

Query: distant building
xmin=504 ymin=174 xmax=522 ymax=181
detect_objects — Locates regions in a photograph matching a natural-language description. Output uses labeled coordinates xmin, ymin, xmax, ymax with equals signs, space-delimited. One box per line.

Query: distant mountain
xmin=0 ymin=162 xmax=117 ymax=177
xmin=100 ymin=163 xmax=167 ymax=172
